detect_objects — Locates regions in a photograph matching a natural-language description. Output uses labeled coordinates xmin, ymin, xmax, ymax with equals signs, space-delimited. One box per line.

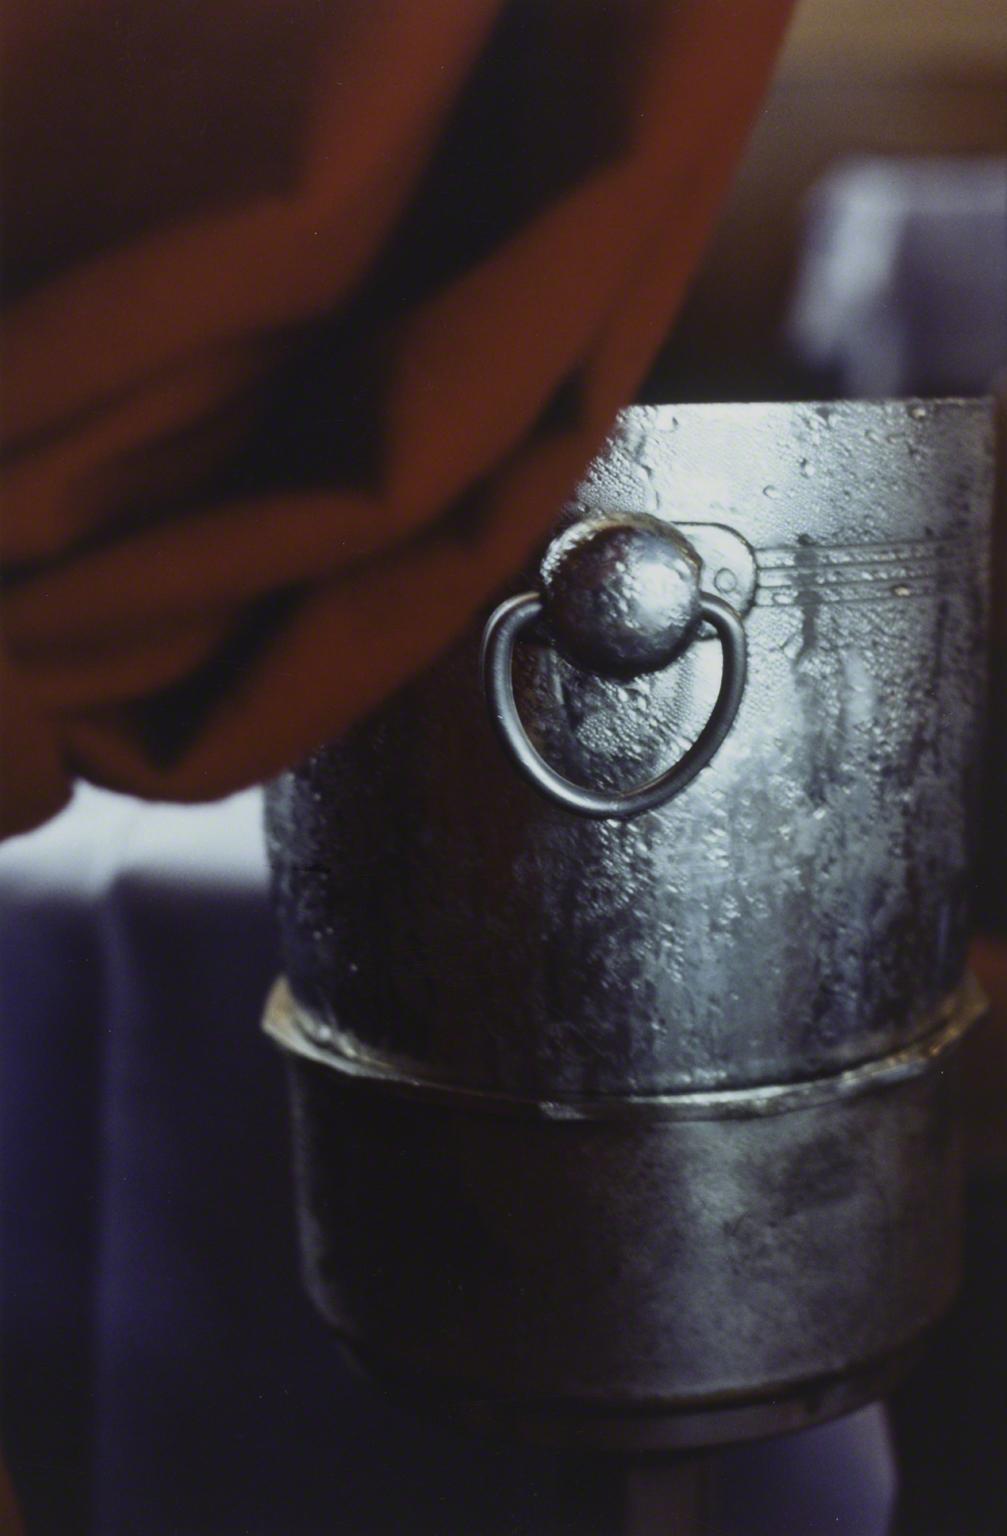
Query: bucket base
xmin=267 ymin=976 xmax=982 ymax=1452
xmin=336 ymin=1332 xmax=922 ymax=1453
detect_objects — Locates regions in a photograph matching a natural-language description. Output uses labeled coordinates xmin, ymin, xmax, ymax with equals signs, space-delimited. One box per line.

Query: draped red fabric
xmin=0 ymin=0 xmax=795 ymax=838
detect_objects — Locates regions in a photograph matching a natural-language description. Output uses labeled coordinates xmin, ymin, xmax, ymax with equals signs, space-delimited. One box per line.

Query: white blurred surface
xmin=789 ymin=157 xmax=1007 ymax=396
xmin=0 ymin=783 xmax=268 ymax=898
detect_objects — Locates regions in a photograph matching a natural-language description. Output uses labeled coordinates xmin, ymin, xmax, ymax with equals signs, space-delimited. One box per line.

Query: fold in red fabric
xmin=0 ymin=0 xmax=794 ymax=837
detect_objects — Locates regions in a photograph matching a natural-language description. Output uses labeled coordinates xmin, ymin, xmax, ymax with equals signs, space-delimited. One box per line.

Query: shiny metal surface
xmin=481 ymin=585 xmax=746 ymax=819
xmin=268 ymin=400 xmax=993 ymax=1099
xmin=272 ymin=975 xmax=978 ymax=1450
xmin=540 ymin=515 xmax=704 ymax=676
xmin=266 ymin=969 xmax=982 ymax=1122
xmin=264 ymin=399 xmax=994 ymax=1446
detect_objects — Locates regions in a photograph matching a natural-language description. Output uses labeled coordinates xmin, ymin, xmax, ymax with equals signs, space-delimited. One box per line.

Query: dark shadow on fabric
xmin=118 ymin=586 xmax=303 ymax=769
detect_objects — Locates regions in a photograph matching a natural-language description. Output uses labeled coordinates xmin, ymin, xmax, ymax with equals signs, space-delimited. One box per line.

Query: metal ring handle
xmin=481 ymin=592 xmax=747 ymax=819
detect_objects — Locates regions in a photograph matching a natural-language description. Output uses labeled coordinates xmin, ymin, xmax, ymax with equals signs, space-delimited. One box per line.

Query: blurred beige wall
xmin=782 ymin=0 xmax=1007 ymax=71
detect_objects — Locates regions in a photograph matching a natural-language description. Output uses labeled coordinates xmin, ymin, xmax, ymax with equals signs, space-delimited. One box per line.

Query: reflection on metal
xmin=481 ymin=577 xmax=747 ymax=819
xmin=265 ymin=400 xmax=994 ymax=1449
xmin=265 ymin=970 xmax=985 ymax=1124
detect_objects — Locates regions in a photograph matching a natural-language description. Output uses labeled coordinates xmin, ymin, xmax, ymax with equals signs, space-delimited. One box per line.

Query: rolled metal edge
xmin=263 ymin=971 xmax=986 ymax=1123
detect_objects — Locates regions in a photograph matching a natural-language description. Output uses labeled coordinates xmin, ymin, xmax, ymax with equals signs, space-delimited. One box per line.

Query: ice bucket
xmin=264 ymin=400 xmax=993 ymax=1449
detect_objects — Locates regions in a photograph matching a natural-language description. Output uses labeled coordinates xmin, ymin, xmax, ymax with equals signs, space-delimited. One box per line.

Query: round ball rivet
xmin=541 ymin=515 xmax=703 ymax=677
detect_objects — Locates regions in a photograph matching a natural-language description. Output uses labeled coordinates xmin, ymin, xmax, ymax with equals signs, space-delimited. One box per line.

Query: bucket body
xmin=265 ymin=400 xmax=993 ymax=1447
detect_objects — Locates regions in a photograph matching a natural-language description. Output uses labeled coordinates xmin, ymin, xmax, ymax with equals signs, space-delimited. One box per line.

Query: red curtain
xmin=0 ymin=0 xmax=794 ymax=837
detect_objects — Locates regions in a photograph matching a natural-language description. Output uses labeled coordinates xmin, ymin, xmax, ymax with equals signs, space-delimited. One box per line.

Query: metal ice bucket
xmin=265 ymin=400 xmax=993 ymax=1449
